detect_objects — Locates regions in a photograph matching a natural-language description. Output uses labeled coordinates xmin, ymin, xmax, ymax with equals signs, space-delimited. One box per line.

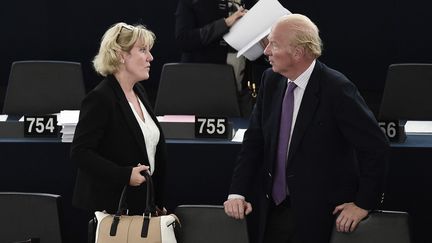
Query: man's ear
xmin=294 ymin=46 xmax=305 ymax=59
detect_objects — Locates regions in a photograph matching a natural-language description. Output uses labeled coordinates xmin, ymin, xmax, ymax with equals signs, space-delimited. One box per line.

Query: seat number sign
xmin=195 ymin=117 xmax=228 ymax=138
xmin=24 ymin=115 xmax=59 ymax=137
xmin=378 ymin=120 xmax=400 ymax=141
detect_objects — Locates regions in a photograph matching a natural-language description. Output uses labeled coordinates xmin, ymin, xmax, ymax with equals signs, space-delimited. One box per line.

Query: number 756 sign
xmin=378 ymin=120 xmax=402 ymax=142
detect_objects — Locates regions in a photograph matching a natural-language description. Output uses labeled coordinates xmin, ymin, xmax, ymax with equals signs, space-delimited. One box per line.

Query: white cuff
xmin=227 ymin=194 xmax=245 ymax=200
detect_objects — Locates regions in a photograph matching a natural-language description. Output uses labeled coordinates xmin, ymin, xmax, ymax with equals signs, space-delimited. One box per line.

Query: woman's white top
xmin=128 ymin=97 xmax=160 ymax=175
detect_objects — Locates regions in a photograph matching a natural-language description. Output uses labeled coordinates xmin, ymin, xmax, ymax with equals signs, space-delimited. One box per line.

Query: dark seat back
xmin=155 ymin=63 xmax=241 ymax=117
xmin=379 ymin=63 xmax=432 ymax=120
xmin=174 ymin=205 xmax=249 ymax=243
xmin=3 ymin=60 xmax=85 ymax=115
xmin=0 ymin=192 xmax=63 ymax=243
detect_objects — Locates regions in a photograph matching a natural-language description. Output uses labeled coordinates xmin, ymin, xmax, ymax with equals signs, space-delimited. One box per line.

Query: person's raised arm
xmin=175 ymin=0 xmax=245 ymax=50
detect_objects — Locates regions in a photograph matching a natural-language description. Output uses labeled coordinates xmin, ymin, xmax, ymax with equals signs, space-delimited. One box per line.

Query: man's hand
xmin=224 ymin=198 xmax=252 ymax=219
xmin=333 ymin=202 xmax=368 ymax=232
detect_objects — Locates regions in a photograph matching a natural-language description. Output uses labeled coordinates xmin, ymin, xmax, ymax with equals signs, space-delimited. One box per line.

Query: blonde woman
xmin=71 ymin=22 xmax=167 ymax=215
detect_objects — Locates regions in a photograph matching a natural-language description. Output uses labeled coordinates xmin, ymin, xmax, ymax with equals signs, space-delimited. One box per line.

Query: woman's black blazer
xmin=71 ymin=75 xmax=167 ymax=213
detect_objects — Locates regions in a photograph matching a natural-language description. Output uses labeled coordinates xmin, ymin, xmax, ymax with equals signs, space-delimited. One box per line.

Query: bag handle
xmin=110 ymin=172 xmax=157 ymax=237
xmin=142 ymin=172 xmax=157 ymax=238
xmin=143 ymin=172 xmax=157 ymax=214
xmin=113 ymin=172 xmax=156 ymax=216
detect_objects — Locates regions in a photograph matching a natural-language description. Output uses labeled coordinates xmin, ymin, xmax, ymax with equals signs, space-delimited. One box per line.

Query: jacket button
xmin=268 ymin=172 xmax=272 ymax=178
xmin=266 ymin=194 xmax=269 ymax=199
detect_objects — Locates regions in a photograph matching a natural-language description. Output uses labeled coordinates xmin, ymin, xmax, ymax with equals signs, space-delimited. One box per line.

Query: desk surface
xmin=4 ymin=134 xmax=429 ymax=145
xmin=391 ymin=134 xmax=432 ymax=147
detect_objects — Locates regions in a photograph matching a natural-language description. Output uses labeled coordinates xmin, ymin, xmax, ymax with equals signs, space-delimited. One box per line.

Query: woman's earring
xmin=121 ymin=59 xmax=125 ymax=64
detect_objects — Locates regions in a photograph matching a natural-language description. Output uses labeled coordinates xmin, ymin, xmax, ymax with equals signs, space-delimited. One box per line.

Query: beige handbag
xmin=94 ymin=173 xmax=179 ymax=243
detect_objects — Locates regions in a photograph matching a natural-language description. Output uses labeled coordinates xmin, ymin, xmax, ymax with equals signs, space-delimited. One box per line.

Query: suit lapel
xmin=107 ymin=76 xmax=148 ymax=158
xmin=268 ymin=75 xmax=288 ymax=170
xmin=287 ymin=62 xmax=321 ymax=163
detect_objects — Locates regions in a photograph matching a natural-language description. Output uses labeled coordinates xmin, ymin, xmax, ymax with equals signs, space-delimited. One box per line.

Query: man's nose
xmin=263 ymin=44 xmax=271 ymax=56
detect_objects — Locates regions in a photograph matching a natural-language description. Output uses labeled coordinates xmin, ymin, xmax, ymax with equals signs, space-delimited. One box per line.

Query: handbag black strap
xmin=144 ymin=172 xmax=157 ymax=214
xmin=110 ymin=172 xmax=157 ymax=237
xmin=142 ymin=172 xmax=156 ymax=237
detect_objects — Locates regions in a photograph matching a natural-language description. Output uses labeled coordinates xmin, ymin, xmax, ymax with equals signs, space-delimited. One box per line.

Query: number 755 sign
xmin=195 ymin=117 xmax=229 ymax=138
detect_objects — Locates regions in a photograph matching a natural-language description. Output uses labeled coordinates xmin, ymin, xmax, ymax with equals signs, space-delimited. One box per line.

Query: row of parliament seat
xmin=2 ymin=60 xmax=432 ymax=119
xmin=0 ymin=192 xmax=412 ymax=243
xmin=2 ymin=61 xmax=241 ymax=117
xmin=0 ymin=192 xmax=248 ymax=243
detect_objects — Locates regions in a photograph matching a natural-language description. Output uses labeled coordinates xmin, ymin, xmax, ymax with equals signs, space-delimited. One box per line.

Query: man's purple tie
xmin=272 ymin=81 xmax=297 ymax=205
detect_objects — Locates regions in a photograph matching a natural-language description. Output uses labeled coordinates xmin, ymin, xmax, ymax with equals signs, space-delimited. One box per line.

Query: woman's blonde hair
xmin=93 ymin=22 xmax=155 ymax=76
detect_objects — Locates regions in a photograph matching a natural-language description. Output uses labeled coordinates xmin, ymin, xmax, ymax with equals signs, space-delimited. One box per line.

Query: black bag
xmin=330 ymin=210 xmax=411 ymax=243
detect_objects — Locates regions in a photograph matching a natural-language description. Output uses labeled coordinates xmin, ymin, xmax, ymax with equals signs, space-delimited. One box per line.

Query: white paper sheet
xmin=61 ymin=125 xmax=77 ymax=134
xmin=61 ymin=134 xmax=75 ymax=143
xmin=157 ymin=115 xmax=195 ymax=123
xmin=237 ymin=28 xmax=271 ymax=60
xmin=405 ymin=121 xmax=432 ymax=134
xmin=223 ymin=0 xmax=290 ymax=60
xmin=57 ymin=110 xmax=80 ymax=125
xmin=231 ymin=128 xmax=246 ymax=142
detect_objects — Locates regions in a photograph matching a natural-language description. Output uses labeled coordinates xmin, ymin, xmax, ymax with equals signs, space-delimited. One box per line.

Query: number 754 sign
xmin=24 ymin=115 xmax=59 ymax=137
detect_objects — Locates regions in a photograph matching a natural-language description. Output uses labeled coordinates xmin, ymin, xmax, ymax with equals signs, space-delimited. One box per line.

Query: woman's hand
xmin=129 ymin=164 xmax=149 ymax=186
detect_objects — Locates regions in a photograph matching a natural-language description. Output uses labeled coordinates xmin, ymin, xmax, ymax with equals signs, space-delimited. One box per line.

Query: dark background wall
xmin=1 ymin=0 xmax=431 ymax=114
